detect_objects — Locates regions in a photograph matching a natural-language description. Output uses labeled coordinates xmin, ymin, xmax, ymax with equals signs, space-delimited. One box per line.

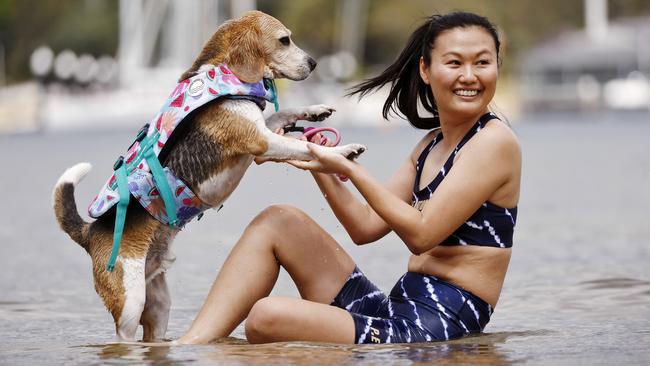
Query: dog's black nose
xmin=307 ymin=57 xmax=317 ymax=71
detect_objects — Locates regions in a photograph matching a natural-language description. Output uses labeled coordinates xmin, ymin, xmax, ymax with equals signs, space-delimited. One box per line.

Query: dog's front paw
xmin=299 ymin=104 xmax=336 ymax=122
xmin=336 ymin=143 xmax=366 ymax=160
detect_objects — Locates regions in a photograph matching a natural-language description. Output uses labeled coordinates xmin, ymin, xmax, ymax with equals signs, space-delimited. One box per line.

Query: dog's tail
xmin=53 ymin=163 xmax=92 ymax=251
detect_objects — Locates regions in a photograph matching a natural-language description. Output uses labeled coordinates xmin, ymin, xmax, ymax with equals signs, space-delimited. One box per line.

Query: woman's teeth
xmin=454 ymin=89 xmax=479 ymax=97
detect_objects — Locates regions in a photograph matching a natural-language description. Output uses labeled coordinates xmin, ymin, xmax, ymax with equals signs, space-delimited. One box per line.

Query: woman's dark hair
xmin=348 ymin=12 xmax=501 ymax=130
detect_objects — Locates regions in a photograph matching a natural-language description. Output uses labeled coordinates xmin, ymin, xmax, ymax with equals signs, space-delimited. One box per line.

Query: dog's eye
xmin=279 ymin=36 xmax=290 ymax=46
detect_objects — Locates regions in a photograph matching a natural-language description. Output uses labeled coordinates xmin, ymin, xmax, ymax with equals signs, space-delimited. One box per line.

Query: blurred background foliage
xmin=1 ymin=0 xmax=650 ymax=84
xmin=0 ymin=0 xmax=118 ymax=83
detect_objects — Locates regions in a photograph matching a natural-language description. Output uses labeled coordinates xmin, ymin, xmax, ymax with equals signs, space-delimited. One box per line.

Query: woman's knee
xmin=246 ymin=205 xmax=314 ymax=240
xmin=245 ymin=298 xmax=289 ymax=343
xmin=252 ymin=204 xmax=310 ymax=227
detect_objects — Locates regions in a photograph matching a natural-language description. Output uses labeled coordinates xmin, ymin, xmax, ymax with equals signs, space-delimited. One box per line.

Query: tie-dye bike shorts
xmin=331 ymin=267 xmax=493 ymax=344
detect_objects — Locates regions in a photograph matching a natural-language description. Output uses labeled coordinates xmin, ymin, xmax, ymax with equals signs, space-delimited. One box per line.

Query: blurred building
xmin=118 ymin=0 xmax=258 ymax=86
xmin=520 ymin=10 xmax=650 ymax=111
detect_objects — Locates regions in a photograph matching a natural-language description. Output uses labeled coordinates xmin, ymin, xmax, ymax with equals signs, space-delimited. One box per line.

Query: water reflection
xmin=574 ymin=277 xmax=650 ymax=307
xmin=86 ymin=332 xmax=533 ymax=365
xmin=578 ymin=277 xmax=650 ymax=290
xmin=91 ymin=343 xmax=189 ymax=365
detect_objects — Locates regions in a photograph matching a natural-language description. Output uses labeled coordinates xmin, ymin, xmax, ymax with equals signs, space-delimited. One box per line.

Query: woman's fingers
xmin=286 ymin=160 xmax=316 ymax=170
xmin=306 ymin=143 xmax=321 ymax=156
xmin=309 ymin=133 xmax=320 ymax=144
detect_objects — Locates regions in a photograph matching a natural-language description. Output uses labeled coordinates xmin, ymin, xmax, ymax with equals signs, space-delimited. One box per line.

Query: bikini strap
xmin=412 ymin=112 xmax=499 ymax=194
xmin=441 ymin=112 xmax=499 ymax=171
xmin=413 ymin=130 xmax=442 ymax=192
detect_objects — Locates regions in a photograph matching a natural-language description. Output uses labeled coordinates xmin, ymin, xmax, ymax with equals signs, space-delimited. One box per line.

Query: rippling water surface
xmin=1 ymin=112 xmax=649 ymax=365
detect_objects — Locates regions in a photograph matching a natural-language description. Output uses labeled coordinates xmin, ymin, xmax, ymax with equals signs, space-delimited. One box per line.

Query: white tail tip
xmin=52 ymin=162 xmax=93 ymax=207
xmin=56 ymin=162 xmax=93 ymax=187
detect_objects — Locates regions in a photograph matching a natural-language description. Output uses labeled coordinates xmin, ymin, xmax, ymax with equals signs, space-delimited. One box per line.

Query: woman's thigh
xmin=241 ymin=204 xmax=357 ymax=304
xmin=245 ymin=296 xmax=355 ymax=344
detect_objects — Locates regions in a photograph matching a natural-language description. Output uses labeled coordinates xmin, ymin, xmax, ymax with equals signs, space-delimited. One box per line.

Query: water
xmin=1 ymin=112 xmax=649 ymax=365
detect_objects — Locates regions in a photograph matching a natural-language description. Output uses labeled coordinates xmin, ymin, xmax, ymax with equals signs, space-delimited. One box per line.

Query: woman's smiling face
xmin=419 ymin=26 xmax=498 ymax=122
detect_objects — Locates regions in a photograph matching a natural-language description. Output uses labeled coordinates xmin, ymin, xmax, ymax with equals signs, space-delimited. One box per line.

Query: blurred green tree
xmin=0 ymin=0 xmax=117 ymax=83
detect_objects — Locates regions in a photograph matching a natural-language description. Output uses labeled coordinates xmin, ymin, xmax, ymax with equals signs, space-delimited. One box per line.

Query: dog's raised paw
xmin=300 ymin=104 xmax=336 ymax=122
xmin=337 ymin=143 xmax=366 ymax=160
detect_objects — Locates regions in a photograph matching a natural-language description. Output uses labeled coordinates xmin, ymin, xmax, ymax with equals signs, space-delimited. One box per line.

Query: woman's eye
xmin=447 ymin=60 xmax=461 ymax=66
xmin=279 ymin=36 xmax=290 ymax=46
xmin=477 ymin=59 xmax=490 ymax=65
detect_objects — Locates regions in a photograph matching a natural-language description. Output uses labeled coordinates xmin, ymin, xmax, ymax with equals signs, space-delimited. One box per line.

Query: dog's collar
xmin=227 ymin=77 xmax=280 ymax=112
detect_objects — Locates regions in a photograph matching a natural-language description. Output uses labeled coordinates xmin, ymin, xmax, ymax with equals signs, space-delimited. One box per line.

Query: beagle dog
xmin=52 ymin=10 xmax=365 ymax=342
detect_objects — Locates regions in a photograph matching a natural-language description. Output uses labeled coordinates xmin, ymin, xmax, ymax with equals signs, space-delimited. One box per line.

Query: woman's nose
xmin=459 ymin=66 xmax=477 ymax=82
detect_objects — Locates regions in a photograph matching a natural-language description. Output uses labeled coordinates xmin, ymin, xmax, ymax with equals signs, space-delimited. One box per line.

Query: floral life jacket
xmin=87 ymin=64 xmax=278 ymax=271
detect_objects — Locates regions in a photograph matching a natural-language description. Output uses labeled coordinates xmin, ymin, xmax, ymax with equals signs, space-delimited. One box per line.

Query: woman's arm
xmin=309 ymin=158 xmax=413 ymax=245
xmin=258 ymin=129 xmax=418 ymax=244
xmin=305 ymin=132 xmax=436 ymax=245
xmin=289 ymin=123 xmax=520 ymax=254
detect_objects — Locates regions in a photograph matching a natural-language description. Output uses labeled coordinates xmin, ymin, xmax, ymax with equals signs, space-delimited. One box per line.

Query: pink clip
xmin=302 ymin=127 xmax=342 ymax=146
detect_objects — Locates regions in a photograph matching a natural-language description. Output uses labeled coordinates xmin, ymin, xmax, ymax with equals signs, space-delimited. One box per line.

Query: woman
xmin=178 ymin=11 xmax=521 ymax=345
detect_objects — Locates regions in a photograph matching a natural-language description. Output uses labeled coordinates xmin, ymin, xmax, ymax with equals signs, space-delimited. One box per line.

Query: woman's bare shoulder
xmin=469 ymin=119 xmax=520 ymax=159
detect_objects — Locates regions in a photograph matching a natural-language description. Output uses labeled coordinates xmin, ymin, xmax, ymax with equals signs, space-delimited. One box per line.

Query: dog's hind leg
xmin=265 ymin=105 xmax=336 ymax=131
xmin=116 ymin=257 xmax=147 ymax=341
xmin=141 ymin=272 xmax=171 ymax=341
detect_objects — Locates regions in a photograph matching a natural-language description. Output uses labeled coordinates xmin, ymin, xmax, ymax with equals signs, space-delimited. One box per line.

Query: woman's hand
xmin=255 ymin=128 xmax=351 ymax=180
xmin=285 ymin=143 xmax=356 ymax=176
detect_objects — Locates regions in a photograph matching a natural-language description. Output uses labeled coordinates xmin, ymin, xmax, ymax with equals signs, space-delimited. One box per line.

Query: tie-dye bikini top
xmin=412 ymin=112 xmax=517 ymax=248
xmin=87 ymin=64 xmax=278 ymax=227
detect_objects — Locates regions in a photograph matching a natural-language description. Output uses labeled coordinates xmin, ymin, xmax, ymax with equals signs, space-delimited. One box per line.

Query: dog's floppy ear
xmin=225 ymin=28 xmax=265 ymax=83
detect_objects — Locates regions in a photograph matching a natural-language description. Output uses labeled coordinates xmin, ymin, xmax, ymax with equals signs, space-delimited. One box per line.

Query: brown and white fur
xmin=52 ymin=10 xmax=365 ymax=342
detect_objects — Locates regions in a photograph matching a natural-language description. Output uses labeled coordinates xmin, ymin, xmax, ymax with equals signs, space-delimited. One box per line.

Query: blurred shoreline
xmin=1 ymin=78 xmax=648 ymax=136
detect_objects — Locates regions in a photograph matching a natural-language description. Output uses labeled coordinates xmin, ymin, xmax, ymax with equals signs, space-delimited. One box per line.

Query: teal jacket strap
xmin=124 ymin=131 xmax=159 ymax=174
xmin=107 ymin=158 xmax=130 ymax=272
xmin=143 ymin=149 xmax=178 ymax=227
xmin=268 ymin=79 xmax=280 ymax=112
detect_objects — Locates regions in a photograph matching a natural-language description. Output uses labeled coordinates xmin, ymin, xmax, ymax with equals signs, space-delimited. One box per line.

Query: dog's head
xmin=181 ymin=10 xmax=316 ymax=83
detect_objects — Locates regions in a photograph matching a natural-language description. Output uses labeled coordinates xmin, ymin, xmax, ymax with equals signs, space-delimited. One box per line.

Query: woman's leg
xmin=245 ymin=297 xmax=355 ymax=344
xmin=177 ymin=204 xmax=357 ymax=344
